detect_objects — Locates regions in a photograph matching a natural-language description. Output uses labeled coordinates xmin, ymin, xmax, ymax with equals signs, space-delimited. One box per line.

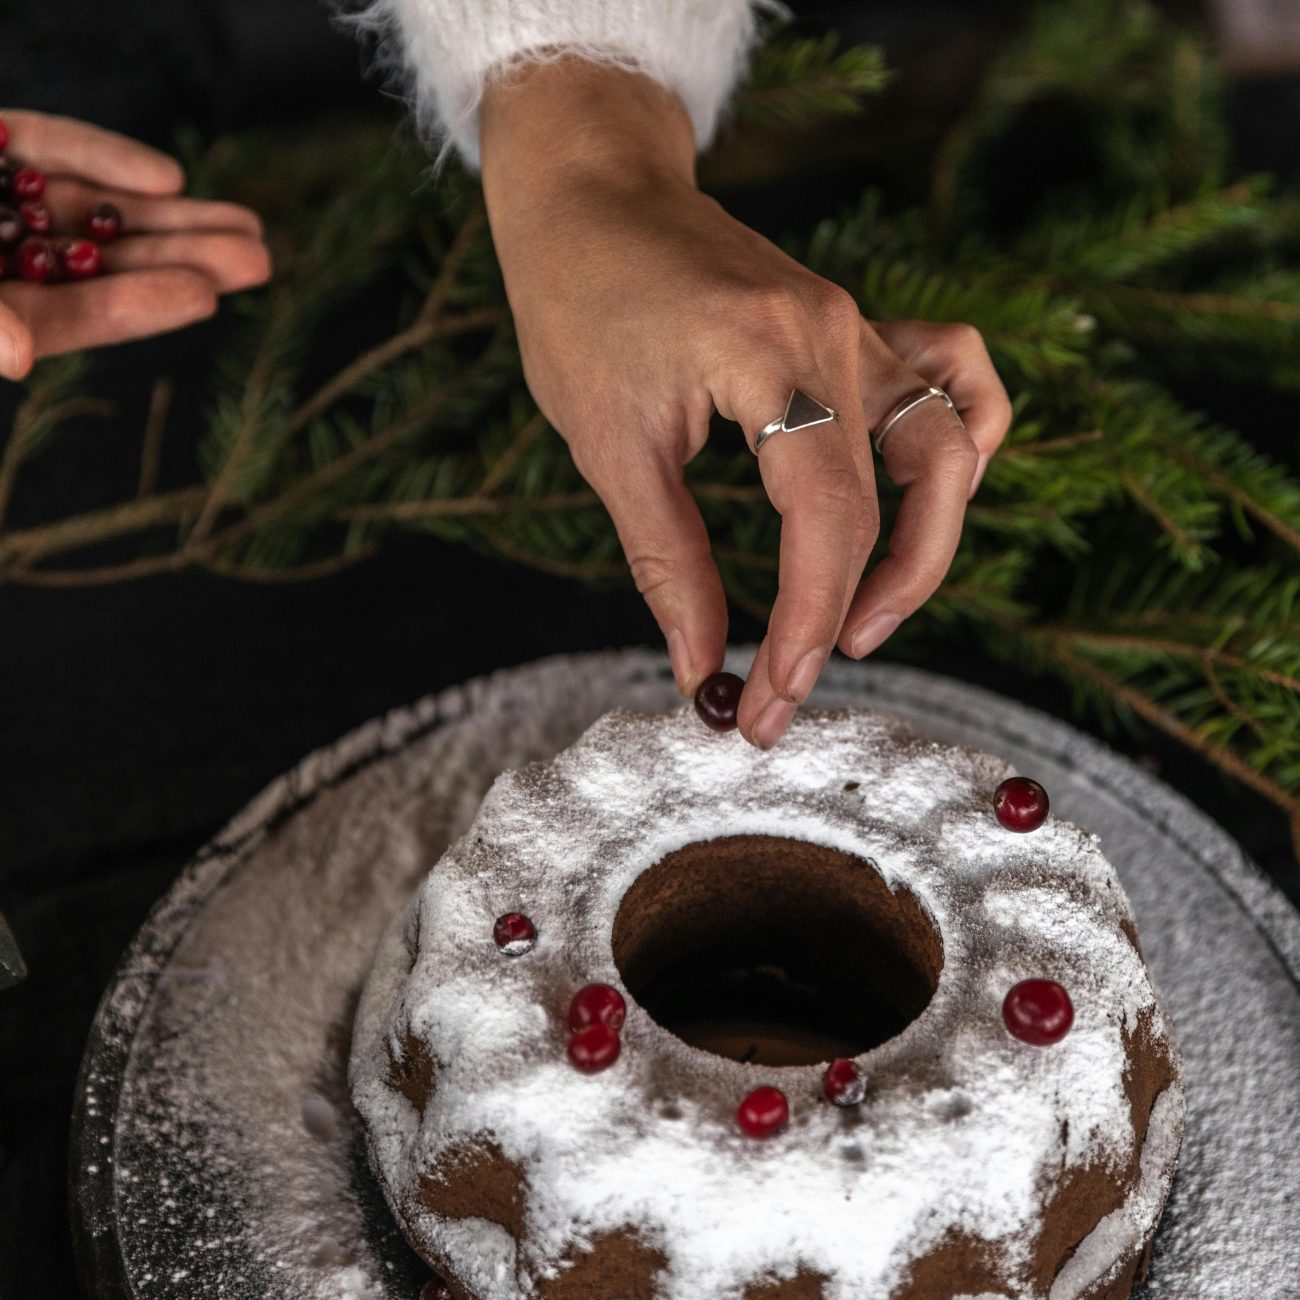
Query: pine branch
xmin=2 ymin=10 xmax=1299 ymax=843
xmin=733 ymin=30 xmax=889 ymax=130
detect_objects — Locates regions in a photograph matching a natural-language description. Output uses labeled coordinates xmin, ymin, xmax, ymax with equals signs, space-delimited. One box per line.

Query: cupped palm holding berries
xmin=0 ymin=119 xmax=122 ymax=283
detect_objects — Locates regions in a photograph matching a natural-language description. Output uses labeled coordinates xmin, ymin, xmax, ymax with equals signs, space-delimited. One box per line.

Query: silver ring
xmin=754 ymin=388 xmax=837 ymax=453
xmin=871 ymin=386 xmax=962 ymax=453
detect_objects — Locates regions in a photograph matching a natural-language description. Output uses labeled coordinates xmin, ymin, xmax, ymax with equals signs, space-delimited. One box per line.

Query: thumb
xmin=0 ymin=302 xmax=34 ymax=380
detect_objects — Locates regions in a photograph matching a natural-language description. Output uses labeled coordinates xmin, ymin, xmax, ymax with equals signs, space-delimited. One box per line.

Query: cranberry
xmin=822 ymin=1058 xmax=866 ymax=1107
xmin=420 ymin=1280 xmax=452 ymax=1300
xmin=18 ymin=236 xmax=56 ymax=283
xmin=492 ymin=912 xmax=536 ymax=956
xmin=0 ymin=207 xmax=21 ymax=248
xmin=0 ymin=121 xmax=8 ymax=152
xmin=60 ymin=238 xmax=103 ymax=280
xmin=694 ymin=671 xmax=744 ymax=732
xmin=568 ymin=983 xmax=627 ymax=1033
xmin=1003 ymin=979 xmax=1074 ymax=1046
xmin=737 ymin=1086 xmax=789 ymax=1138
xmin=567 ymin=1022 xmax=621 ymax=1073
xmin=19 ymin=200 xmax=51 ymax=235
xmin=13 ymin=167 xmax=44 ymax=201
xmin=87 ymin=202 xmax=122 ymax=243
xmin=994 ymin=776 xmax=1050 ymax=832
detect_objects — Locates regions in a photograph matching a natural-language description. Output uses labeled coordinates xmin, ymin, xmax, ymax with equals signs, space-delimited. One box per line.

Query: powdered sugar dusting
xmin=352 ymin=705 xmax=1186 ymax=1299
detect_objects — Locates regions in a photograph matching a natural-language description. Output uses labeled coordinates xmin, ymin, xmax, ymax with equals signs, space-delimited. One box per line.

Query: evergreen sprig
xmin=2 ymin=2 xmax=1299 ymax=849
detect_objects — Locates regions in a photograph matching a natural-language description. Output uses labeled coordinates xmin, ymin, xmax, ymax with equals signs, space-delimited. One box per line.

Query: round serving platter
xmin=70 ymin=650 xmax=1300 ymax=1300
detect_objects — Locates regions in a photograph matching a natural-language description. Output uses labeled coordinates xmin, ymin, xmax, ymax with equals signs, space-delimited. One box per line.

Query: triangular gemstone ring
xmin=754 ymin=388 xmax=838 ymax=452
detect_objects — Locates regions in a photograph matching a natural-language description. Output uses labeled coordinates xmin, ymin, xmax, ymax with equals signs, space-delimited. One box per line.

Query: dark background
xmin=1 ymin=1 xmax=1298 ymax=1295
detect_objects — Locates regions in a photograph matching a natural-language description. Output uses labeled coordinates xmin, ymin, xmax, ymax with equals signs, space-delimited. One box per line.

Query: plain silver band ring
xmin=871 ymin=386 xmax=962 ymax=453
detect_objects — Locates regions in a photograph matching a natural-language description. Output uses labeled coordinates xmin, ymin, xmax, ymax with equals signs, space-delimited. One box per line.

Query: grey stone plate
xmin=70 ymin=651 xmax=1300 ymax=1300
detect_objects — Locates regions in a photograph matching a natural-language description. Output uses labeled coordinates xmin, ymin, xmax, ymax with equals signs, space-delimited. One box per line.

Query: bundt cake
xmin=351 ymin=706 xmax=1184 ymax=1299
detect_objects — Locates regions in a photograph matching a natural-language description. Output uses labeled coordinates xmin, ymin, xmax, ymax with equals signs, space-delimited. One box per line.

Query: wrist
xmin=480 ymin=57 xmax=697 ymax=217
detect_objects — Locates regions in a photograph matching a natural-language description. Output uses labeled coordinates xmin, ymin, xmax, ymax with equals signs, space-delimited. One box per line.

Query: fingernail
xmin=968 ymin=453 xmax=990 ymax=500
xmin=666 ymin=629 xmax=697 ymax=697
xmin=754 ymin=698 xmax=797 ymax=750
xmin=785 ymin=646 xmax=829 ymax=704
xmin=850 ymin=612 xmax=901 ymax=659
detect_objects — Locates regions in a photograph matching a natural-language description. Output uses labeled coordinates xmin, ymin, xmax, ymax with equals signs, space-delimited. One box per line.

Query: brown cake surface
xmin=351 ymin=707 xmax=1184 ymax=1300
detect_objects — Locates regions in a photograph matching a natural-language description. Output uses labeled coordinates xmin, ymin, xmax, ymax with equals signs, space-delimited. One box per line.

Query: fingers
xmin=708 ymin=284 xmax=883 ymax=747
xmin=0 ymin=110 xmax=184 ymax=195
xmin=42 ymin=176 xmax=263 ymax=241
xmin=103 ymin=231 xmax=271 ymax=295
xmin=0 ymin=300 xmax=34 ymax=380
xmin=753 ymin=391 xmax=875 ymax=691
xmin=582 ymin=435 xmax=728 ymax=698
xmin=718 ymin=373 xmax=877 ymax=747
xmin=737 ymin=635 xmax=797 ymax=750
xmin=0 ymin=269 xmax=217 ymax=357
xmin=871 ymin=319 xmax=1012 ymax=498
xmin=838 ymin=323 xmax=980 ymax=660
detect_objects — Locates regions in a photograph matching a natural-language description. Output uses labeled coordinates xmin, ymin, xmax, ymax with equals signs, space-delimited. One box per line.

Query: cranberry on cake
xmin=351 ymin=707 xmax=1184 ymax=1300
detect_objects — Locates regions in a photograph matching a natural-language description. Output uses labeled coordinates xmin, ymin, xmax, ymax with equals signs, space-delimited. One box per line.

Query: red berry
xmin=0 ymin=158 xmax=14 ymax=200
xmin=19 ymin=200 xmax=51 ymax=234
xmin=737 ymin=1086 xmax=789 ymax=1138
xmin=994 ymin=776 xmax=1050 ymax=832
xmin=18 ymin=236 xmax=56 ymax=283
xmin=568 ymin=983 xmax=627 ymax=1033
xmin=13 ymin=167 xmax=44 ymax=201
xmin=822 ymin=1058 xmax=866 ymax=1106
xmin=87 ymin=202 xmax=122 ymax=243
xmin=492 ymin=912 xmax=536 ymax=956
xmin=1003 ymin=979 xmax=1074 ymax=1046
xmin=420 ymin=1280 xmax=452 ymax=1300
xmin=0 ymin=121 xmax=8 ymax=152
xmin=694 ymin=671 xmax=744 ymax=733
xmin=0 ymin=206 xmax=21 ymax=248
xmin=60 ymin=238 xmax=103 ymax=280
xmin=567 ymin=1022 xmax=621 ymax=1073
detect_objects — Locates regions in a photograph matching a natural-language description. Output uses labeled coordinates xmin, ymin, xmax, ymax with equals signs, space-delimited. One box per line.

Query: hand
xmin=480 ymin=62 xmax=1011 ymax=748
xmin=0 ymin=111 xmax=271 ymax=380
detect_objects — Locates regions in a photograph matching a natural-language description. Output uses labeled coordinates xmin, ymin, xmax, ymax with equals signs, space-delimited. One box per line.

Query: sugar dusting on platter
xmin=70 ymin=652 xmax=1300 ymax=1300
xmin=351 ymin=707 xmax=1183 ymax=1299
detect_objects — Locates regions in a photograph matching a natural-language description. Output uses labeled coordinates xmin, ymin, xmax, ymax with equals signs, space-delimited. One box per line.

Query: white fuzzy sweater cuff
xmin=350 ymin=0 xmax=771 ymax=168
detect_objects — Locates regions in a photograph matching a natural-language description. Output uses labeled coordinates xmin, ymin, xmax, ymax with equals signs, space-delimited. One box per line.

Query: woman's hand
xmin=0 ymin=111 xmax=270 ymax=380
xmin=480 ymin=61 xmax=1011 ymax=748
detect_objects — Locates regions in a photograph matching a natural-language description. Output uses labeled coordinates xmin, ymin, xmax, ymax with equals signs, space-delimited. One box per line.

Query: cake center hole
xmin=611 ymin=834 xmax=942 ymax=1067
